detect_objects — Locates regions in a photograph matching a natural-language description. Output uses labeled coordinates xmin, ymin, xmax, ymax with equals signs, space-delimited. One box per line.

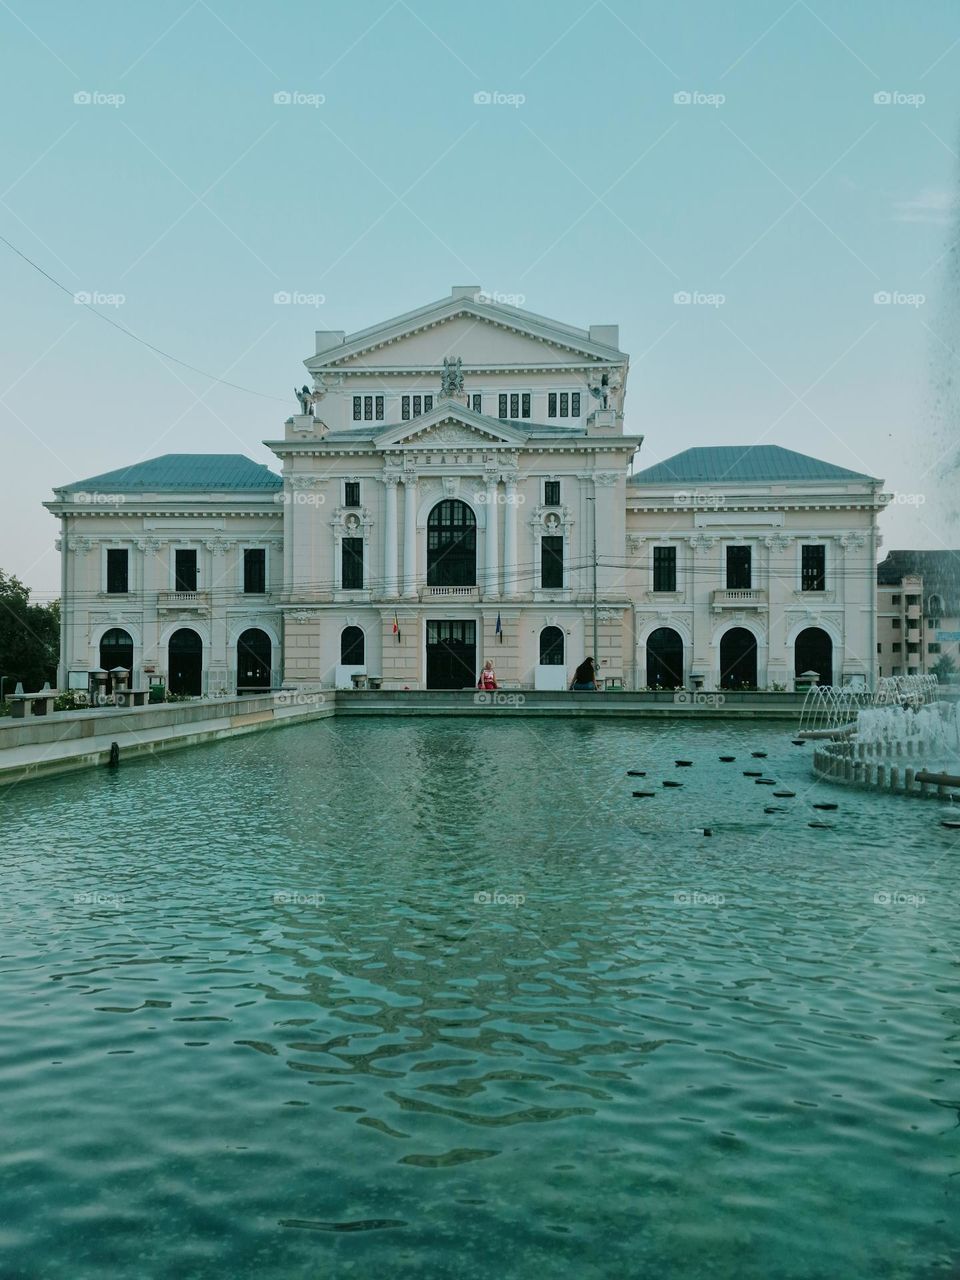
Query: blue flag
xmin=495 ymin=611 xmax=502 ymax=643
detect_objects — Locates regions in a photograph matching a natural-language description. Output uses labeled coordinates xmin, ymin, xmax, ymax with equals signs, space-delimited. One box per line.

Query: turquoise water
xmin=1 ymin=716 xmax=958 ymax=1279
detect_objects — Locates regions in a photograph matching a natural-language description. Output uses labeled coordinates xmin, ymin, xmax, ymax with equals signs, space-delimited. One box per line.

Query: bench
xmin=9 ymin=689 xmax=57 ymax=718
xmin=113 ymin=689 xmax=148 ymax=708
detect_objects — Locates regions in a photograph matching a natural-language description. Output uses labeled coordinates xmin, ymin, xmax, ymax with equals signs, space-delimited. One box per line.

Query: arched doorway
xmin=427 ymin=500 xmax=476 ymax=587
xmin=168 ymin=628 xmax=203 ymax=696
xmin=646 ymin=627 xmax=683 ymax=689
xmin=99 ymin=628 xmax=133 ymax=692
xmin=341 ymin=626 xmax=364 ymax=665
xmin=236 ymin=628 xmax=272 ymax=693
xmin=539 ymin=626 xmax=564 ymax=665
xmin=720 ymin=627 xmax=757 ymax=689
xmin=794 ymin=627 xmax=832 ymax=688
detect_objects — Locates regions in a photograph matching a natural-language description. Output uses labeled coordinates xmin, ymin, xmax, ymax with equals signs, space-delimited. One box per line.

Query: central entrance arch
xmin=99 ymin=628 xmax=134 ymax=692
xmin=719 ymin=627 xmax=758 ymax=689
xmin=236 ymin=628 xmax=272 ymax=693
xmin=168 ymin=628 xmax=203 ymax=696
xmin=427 ymin=500 xmax=476 ymax=587
xmin=646 ymin=627 xmax=684 ymax=689
xmin=426 ymin=619 xmax=476 ymax=689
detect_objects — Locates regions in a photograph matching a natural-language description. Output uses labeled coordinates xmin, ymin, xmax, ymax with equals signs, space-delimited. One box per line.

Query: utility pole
xmin=586 ymin=495 xmax=598 ymax=662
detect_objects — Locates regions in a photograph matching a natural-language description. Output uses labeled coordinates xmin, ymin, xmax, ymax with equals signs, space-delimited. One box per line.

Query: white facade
xmin=45 ymin=288 xmax=890 ymax=693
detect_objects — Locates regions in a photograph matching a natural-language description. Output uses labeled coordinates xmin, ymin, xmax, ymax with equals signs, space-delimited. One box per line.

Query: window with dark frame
xmin=106 ymin=548 xmax=128 ymax=594
xmin=174 ymin=549 xmax=198 ymax=592
xmin=801 ymin=544 xmax=826 ymax=592
xmin=243 ymin=548 xmax=266 ymax=594
xmin=344 ymin=481 xmax=360 ymax=508
xmin=544 ymin=480 xmax=560 ymax=506
xmin=509 ymin=393 xmax=519 ymax=418
xmin=341 ymin=625 xmax=364 ymax=665
xmin=341 ymin=537 xmax=364 ymax=590
xmin=498 ymin=394 xmax=508 ymax=418
xmin=375 ymin=395 xmax=384 ymax=420
xmin=363 ymin=395 xmax=373 ymax=420
xmin=548 ymin=393 xmax=557 ymax=418
xmin=726 ymin=545 xmax=751 ymax=590
xmin=541 ymin=535 xmax=564 ymax=589
xmin=653 ymin=545 xmax=677 ymax=593
xmin=521 ymin=392 xmax=530 ymax=418
xmin=402 ymin=396 xmax=410 ymax=421
xmin=891 ymin=618 xmax=901 ymax=629
xmin=471 ymin=394 xmax=482 ymax=413
xmin=571 ymin=392 xmax=581 ymax=416
xmin=353 ymin=396 xmax=362 ymax=421
xmin=413 ymin=395 xmax=422 ymax=417
xmin=559 ymin=392 xmax=569 ymax=417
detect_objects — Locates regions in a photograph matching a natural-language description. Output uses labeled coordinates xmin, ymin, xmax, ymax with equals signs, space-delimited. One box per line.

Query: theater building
xmin=45 ymin=288 xmax=889 ymax=693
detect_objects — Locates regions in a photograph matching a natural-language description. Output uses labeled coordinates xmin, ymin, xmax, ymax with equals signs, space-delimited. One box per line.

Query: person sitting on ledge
xmin=477 ymin=660 xmax=498 ymax=692
xmin=570 ymin=657 xmax=600 ymax=691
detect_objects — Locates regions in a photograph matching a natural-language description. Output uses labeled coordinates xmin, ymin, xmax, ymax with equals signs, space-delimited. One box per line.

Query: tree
xmin=0 ymin=570 xmax=60 ymax=694
xmin=932 ymin=652 xmax=957 ymax=683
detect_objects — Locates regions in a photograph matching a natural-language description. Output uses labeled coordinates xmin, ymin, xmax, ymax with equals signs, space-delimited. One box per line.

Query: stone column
xmin=383 ymin=475 xmax=399 ymax=598
xmin=503 ymin=478 xmax=518 ymax=597
xmin=402 ymin=475 xmax=418 ymax=598
xmin=483 ymin=476 xmax=499 ymax=598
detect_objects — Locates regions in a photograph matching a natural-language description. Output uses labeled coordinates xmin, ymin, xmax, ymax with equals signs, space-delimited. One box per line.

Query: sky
xmin=2 ymin=0 xmax=959 ymax=598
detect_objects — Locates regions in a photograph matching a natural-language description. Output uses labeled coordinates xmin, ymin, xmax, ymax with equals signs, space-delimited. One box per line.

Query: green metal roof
xmin=629 ymin=445 xmax=874 ymax=485
xmin=58 ymin=454 xmax=282 ymax=493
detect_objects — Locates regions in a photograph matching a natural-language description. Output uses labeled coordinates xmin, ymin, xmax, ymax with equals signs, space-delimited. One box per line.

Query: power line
xmin=0 ymin=232 xmax=289 ymax=404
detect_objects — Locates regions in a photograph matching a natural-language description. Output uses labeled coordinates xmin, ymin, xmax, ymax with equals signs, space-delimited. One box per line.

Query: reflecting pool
xmin=1 ymin=717 xmax=958 ymax=1279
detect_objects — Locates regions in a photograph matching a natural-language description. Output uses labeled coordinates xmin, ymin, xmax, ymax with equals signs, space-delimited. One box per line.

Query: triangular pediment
xmin=306 ymin=294 xmax=624 ymax=372
xmin=374 ymin=402 xmax=529 ymax=449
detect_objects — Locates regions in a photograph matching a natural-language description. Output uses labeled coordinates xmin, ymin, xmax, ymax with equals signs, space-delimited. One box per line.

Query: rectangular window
xmin=877 ymin=643 xmax=882 ymax=654
xmin=510 ymin=393 xmax=519 ymax=418
xmin=413 ymin=395 xmax=422 ymax=417
xmin=243 ymin=548 xmax=266 ymax=594
xmin=342 ymin=538 xmax=364 ymax=590
xmin=175 ymin=549 xmax=197 ymax=592
xmin=548 ymin=392 xmax=557 ymax=418
xmin=521 ymin=392 xmax=531 ymax=418
xmin=928 ymin=642 xmax=941 ymax=654
xmin=344 ymin=481 xmax=360 ymax=508
xmin=891 ymin=594 xmax=901 ymax=605
xmin=353 ymin=396 xmax=362 ymax=421
xmin=906 ymin=594 xmax=919 ymax=605
xmin=801 ymin=544 xmax=826 ymax=592
xmin=544 ymin=480 xmax=561 ymax=506
xmin=892 ymin=642 xmax=902 ymax=653
xmin=726 ymin=545 xmax=751 ymax=590
xmin=471 ymin=394 xmax=482 ymax=413
xmin=891 ymin=618 xmax=901 ymax=629
xmin=402 ymin=396 xmax=410 ymax=421
xmin=375 ymin=395 xmax=384 ymax=421
xmin=653 ymin=545 xmax=677 ymax=592
xmin=363 ymin=395 xmax=373 ymax=420
xmin=907 ymin=643 xmax=920 ymax=654
xmin=499 ymin=394 xmax=508 ymax=418
xmin=423 ymin=394 xmax=433 ymax=414
xmin=559 ymin=392 xmax=569 ymax=417
xmin=893 ymin=665 xmax=902 ymax=675
xmin=106 ymin=548 xmax=128 ymax=594
xmin=571 ymin=392 xmax=581 ymax=416
xmin=541 ymin=535 xmax=564 ymax=589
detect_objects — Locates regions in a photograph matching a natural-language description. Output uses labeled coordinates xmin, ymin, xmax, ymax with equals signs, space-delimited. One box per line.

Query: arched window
xmin=928 ymin=593 xmax=944 ymax=620
xmin=646 ymin=627 xmax=684 ymax=688
xmin=427 ymin=500 xmax=476 ymax=587
xmin=539 ymin=626 xmax=564 ymax=665
xmin=99 ymin=628 xmax=133 ymax=692
xmin=794 ymin=627 xmax=832 ymax=688
xmin=237 ymin=628 xmax=272 ymax=692
xmin=341 ymin=626 xmax=364 ymax=665
xmin=719 ymin=627 xmax=757 ymax=690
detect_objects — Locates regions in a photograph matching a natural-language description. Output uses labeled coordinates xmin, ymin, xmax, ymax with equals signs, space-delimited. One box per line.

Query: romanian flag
xmin=495 ymin=611 xmax=503 ymax=643
xmin=393 ymin=611 xmax=401 ymax=644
